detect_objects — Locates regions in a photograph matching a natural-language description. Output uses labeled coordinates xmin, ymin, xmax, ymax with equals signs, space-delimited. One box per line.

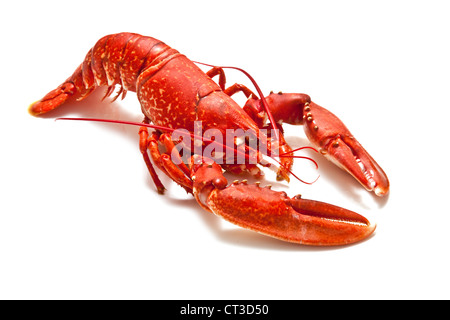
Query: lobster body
xmin=31 ymin=33 xmax=259 ymax=135
xmin=29 ymin=32 xmax=389 ymax=246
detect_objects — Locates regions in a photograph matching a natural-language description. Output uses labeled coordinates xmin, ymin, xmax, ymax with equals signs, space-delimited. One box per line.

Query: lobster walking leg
xmin=139 ymin=125 xmax=166 ymax=194
xmin=139 ymin=127 xmax=193 ymax=193
xmin=158 ymin=133 xmax=191 ymax=177
xmin=205 ymin=66 xmax=258 ymax=99
xmin=223 ymin=84 xmax=257 ymax=99
xmin=206 ymin=67 xmax=227 ymax=91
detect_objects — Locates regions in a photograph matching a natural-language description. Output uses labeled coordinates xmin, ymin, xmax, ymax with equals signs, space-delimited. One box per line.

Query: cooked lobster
xmin=29 ymin=32 xmax=389 ymax=246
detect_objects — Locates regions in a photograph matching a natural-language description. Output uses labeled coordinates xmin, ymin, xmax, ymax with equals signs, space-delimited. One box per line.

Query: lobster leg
xmin=206 ymin=66 xmax=258 ymax=99
xmin=244 ymin=93 xmax=390 ymax=196
xmin=139 ymin=125 xmax=166 ymax=194
xmin=223 ymin=83 xmax=257 ymax=99
xmin=190 ymin=155 xmax=375 ymax=246
xmin=158 ymin=133 xmax=191 ymax=177
xmin=206 ymin=67 xmax=227 ymax=91
xmin=139 ymin=126 xmax=193 ymax=193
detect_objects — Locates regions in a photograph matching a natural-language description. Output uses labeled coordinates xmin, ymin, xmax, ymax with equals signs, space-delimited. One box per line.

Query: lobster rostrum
xmin=29 ymin=32 xmax=389 ymax=246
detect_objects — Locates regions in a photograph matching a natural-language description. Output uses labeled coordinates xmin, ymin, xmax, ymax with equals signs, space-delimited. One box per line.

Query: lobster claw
xmin=303 ymin=102 xmax=389 ymax=196
xmin=207 ymin=183 xmax=375 ymax=246
xmin=190 ymin=156 xmax=375 ymax=246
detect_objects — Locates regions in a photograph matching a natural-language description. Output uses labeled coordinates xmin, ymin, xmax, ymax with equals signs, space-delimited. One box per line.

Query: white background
xmin=1 ymin=0 xmax=449 ymax=299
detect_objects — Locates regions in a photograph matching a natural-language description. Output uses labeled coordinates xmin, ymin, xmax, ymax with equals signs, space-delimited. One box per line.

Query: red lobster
xmin=29 ymin=32 xmax=389 ymax=246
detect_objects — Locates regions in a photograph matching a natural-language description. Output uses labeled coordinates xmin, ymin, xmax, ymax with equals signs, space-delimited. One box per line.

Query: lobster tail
xmin=29 ymin=33 xmax=169 ymax=116
xmin=29 ymin=59 xmax=95 ymax=116
xmin=29 ymin=83 xmax=75 ymax=116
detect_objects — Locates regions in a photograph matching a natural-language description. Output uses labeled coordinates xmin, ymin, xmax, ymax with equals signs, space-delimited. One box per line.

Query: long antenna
xmin=55 ymin=117 xmax=317 ymax=184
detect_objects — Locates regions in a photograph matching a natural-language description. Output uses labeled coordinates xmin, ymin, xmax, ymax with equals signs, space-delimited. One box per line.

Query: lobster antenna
xmin=56 ymin=117 xmax=266 ymax=165
xmin=271 ymin=157 xmax=320 ymax=185
xmin=279 ymin=146 xmax=319 ymax=169
xmin=55 ymin=117 xmax=316 ymax=184
xmin=280 ymin=146 xmax=319 ymax=155
xmin=278 ymin=155 xmax=319 ymax=170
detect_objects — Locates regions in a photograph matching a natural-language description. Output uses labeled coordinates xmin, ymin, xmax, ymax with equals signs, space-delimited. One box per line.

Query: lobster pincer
xmin=243 ymin=93 xmax=389 ymax=196
xmin=302 ymin=101 xmax=389 ymax=196
xmin=190 ymin=156 xmax=375 ymax=246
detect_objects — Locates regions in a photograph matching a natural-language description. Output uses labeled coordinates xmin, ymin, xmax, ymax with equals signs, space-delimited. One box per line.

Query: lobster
xmin=29 ymin=32 xmax=389 ymax=246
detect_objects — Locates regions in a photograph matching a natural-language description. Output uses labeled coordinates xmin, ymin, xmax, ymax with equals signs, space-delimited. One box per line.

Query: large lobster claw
xmin=303 ymin=102 xmax=389 ymax=196
xmin=243 ymin=93 xmax=389 ymax=196
xmin=190 ymin=156 xmax=375 ymax=246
